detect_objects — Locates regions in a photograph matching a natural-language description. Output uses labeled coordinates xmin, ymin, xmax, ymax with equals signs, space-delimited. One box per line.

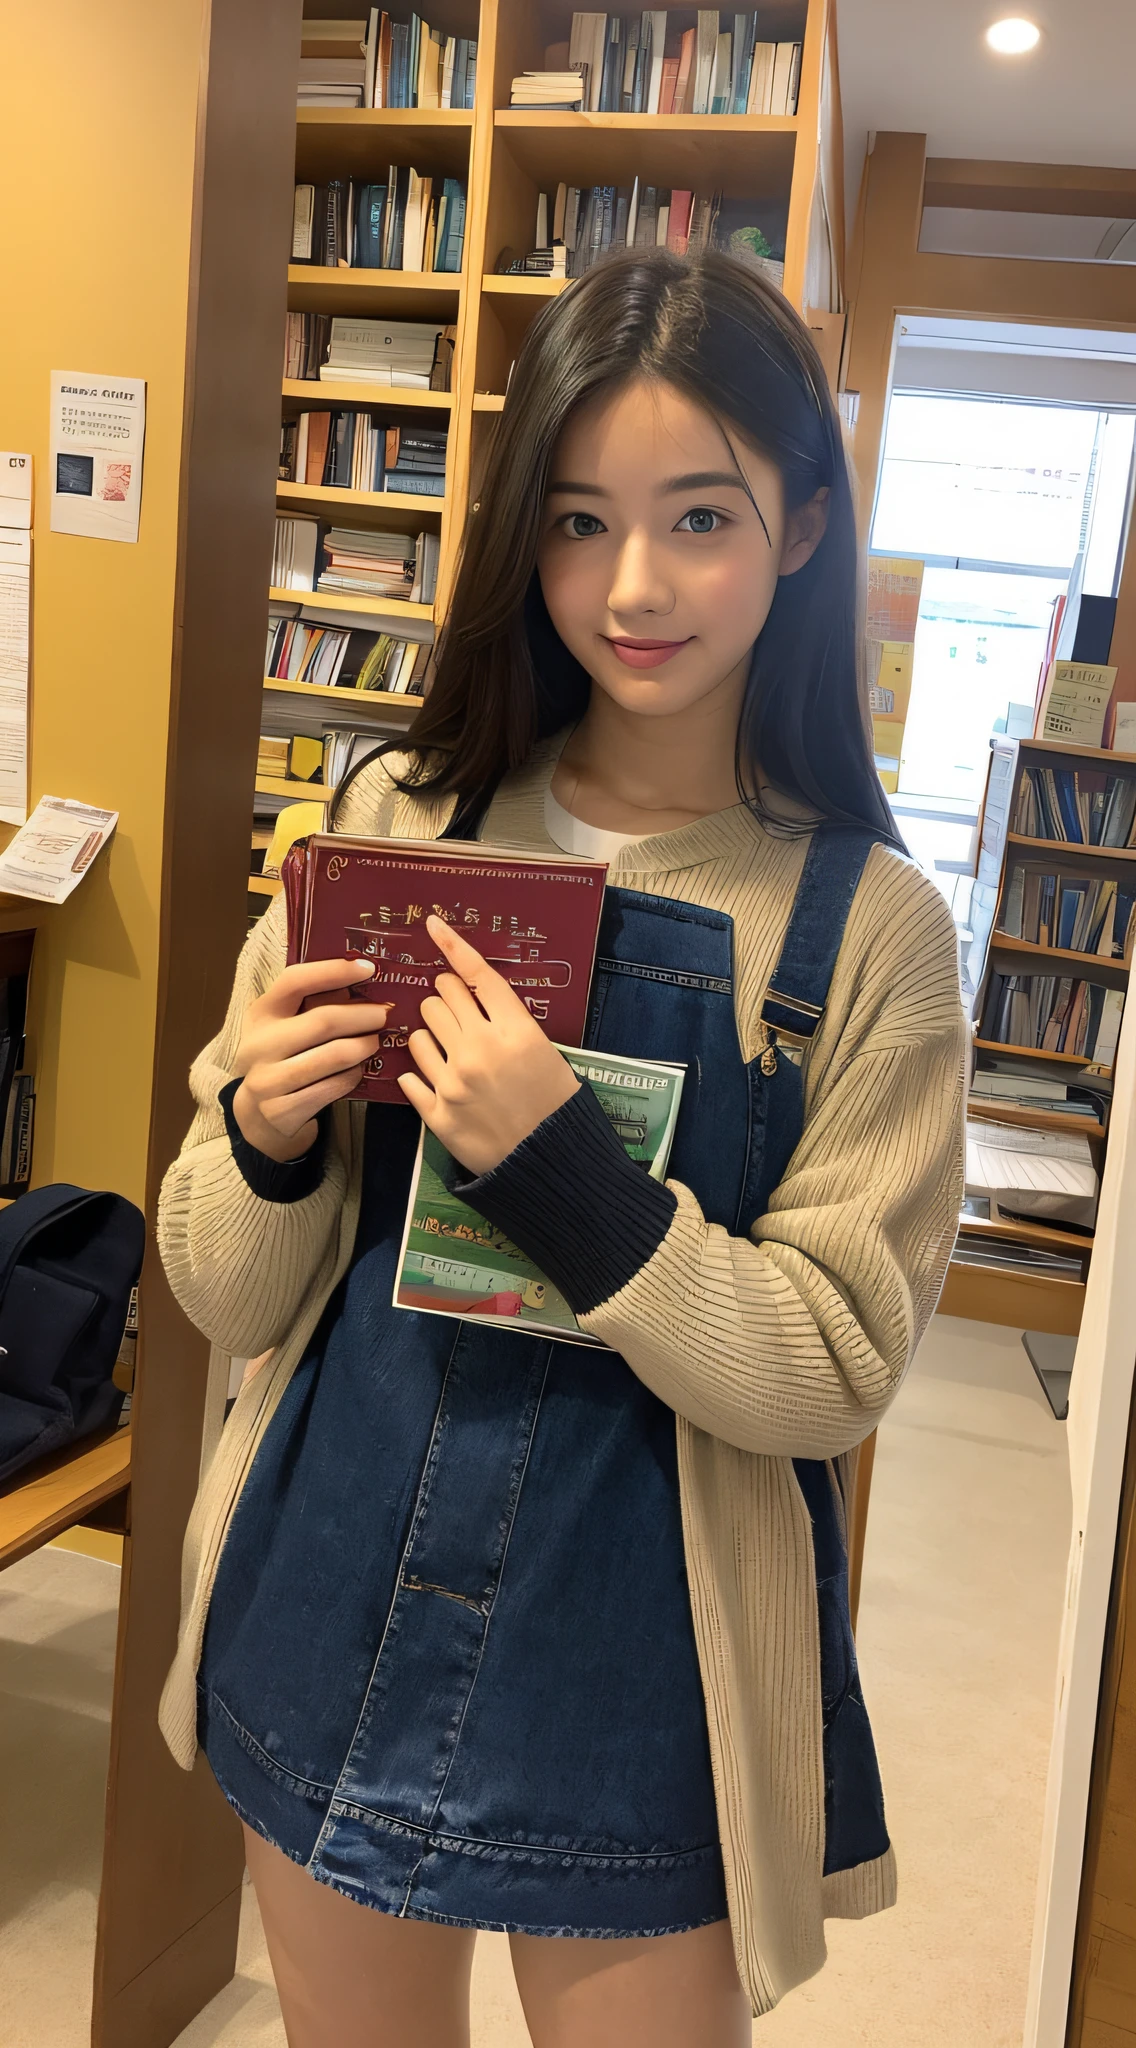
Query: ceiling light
xmin=986 ymin=17 xmax=1041 ymax=53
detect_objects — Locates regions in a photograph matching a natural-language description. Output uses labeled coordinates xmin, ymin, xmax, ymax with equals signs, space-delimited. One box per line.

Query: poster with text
xmin=49 ymin=373 xmax=145 ymax=543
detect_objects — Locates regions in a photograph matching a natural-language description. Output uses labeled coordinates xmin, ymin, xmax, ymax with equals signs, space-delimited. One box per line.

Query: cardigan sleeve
xmin=466 ymin=859 xmax=968 ymax=1461
xmin=156 ymin=891 xmax=353 ymax=1359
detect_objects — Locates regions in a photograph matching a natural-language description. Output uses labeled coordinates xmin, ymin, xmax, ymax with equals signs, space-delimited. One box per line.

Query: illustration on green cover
xmin=394 ymin=1046 xmax=685 ymax=1341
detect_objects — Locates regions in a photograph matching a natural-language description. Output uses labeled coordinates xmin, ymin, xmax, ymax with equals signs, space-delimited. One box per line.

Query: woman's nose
xmin=606 ymin=530 xmax=675 ymax=619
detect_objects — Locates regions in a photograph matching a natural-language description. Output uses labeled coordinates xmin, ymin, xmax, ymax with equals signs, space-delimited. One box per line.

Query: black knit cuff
xmin=457 ymin=1081 xmax=677 ymax=1316
xmin=218 ymin=1077 xmax=328 ymax=1204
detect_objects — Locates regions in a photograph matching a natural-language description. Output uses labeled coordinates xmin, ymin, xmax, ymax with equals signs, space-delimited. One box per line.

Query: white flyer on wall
xmin=0 ymin=452 xmax=32 ymax=826
xmin=49 ymin=372 xmax=146 ymax=543
xmin=0 ymin=795 xmax=118 ymax=902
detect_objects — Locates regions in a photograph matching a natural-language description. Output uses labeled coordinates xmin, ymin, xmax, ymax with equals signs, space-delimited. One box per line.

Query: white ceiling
xmin=837 ymin=0 xmax=1136 ymax=222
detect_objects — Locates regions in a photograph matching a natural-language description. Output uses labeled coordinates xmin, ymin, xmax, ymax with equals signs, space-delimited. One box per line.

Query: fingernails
xmin=352 ymin=959 xmax=376 ymax=976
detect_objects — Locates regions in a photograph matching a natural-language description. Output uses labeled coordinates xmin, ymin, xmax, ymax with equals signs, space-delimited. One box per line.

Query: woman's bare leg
xmin=508 ymin=1918 xmax=751 ymax=2048
xmin=242 ymin=1824 xmax=477 ymax=2048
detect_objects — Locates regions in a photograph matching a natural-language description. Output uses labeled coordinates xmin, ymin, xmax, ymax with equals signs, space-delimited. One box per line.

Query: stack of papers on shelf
xmin=965 ymin=1118 xmax=1099 ymax=1230
xmin=320 ymin=317 xmax=442 ymax=388
xmin=297 ymin=57 xmax=366 ymax=106
xmin=271 ymin=515 xmax=319 ymax=592
xmin=510 ymin=70 xmax=586 ymax=107
xmin=969 ymin=1070 xmax=1106 ymax=1121
xmin=316 ymin=526 xmax=439 ymax=605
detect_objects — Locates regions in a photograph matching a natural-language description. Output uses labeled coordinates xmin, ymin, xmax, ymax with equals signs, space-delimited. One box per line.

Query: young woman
xmin=158 ymin=248 xmax=966 ymax=2047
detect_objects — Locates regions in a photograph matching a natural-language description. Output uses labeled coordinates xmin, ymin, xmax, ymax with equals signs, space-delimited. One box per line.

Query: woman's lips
xmin=605 ymin=636 xmax=692 ymax=669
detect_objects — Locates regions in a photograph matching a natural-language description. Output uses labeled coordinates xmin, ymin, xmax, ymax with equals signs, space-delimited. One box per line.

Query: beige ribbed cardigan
xmin=157 ymin=734 xmax=966 ymax=2018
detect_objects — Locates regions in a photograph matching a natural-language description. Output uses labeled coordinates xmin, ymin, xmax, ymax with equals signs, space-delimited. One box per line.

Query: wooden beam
xmin=91 ymin=0 xmax=304 ymax=2042
xmin=0 ymin=1432 xmax=131 ymax=1572
xmin=924 ymin=157 xmax=1136 ymax=219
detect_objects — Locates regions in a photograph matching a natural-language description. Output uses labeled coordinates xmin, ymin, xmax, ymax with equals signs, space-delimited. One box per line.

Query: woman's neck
xmin=550 ymin=674 xmax=747 ymax=836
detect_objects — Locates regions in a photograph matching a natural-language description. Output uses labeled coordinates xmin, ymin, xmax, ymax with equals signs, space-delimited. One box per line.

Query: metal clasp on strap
xmin=756 ymin=1021 xmax=779 ymax=1075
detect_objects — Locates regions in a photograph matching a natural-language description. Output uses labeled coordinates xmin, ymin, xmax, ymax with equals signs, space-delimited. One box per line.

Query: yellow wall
xmin=0 ymin=0 xmax=208 ymax=1203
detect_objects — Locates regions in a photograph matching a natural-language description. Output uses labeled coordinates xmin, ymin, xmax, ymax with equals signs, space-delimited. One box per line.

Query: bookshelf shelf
xmin=973 ymin=1037 xmax=1113 ymax=1075
xmin=275 ymin=481 xmax=445 ymax=515
xmin=247 ymin=875 xmax=282 ymax=898
xmin=1007 ymin=832 xmax=1136 ymax=865
xmin=482 ymin=273 xmax=567 ymax=297
xmin=1017 ymin=734 xmax=1136 ymax=766
xmin=287 ymin=263 xmax=463 ymax=291
xmin=990 ymin=933 xmax=1131 ymax=979
xmin=491 ymin=114 xmax=797 ymax=194
xmin=263 ymin=676 xmax=419 ymax=713
xmin=956 ymin=1211 xmax=1093 ymax=1255
xmin=268 ymin=586 xmax=434 ymax=621
xmin=968 ymin=1098 xmax=1106 ymax=1140
xmin=282 ymin=378 xmax=452 ymax=408
xmin=472 ymin=392 xmax=506 ymax=409
xmin=939 ymin=1259 xmax=1085 ymax=1334
xmin=295 ymin=108 xmax=474 ymax=181
xmin=0 ymin=1428 xmax=131 ymax=1572
xmin=288 ymin=267 xmax=463 ymax=320
xmin=256 ymin=774 xmax=332 ymax=802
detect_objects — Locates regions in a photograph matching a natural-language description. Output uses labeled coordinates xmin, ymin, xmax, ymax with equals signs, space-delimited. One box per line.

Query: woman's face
xmin=536 ymin=376 xmax=826 ymax=719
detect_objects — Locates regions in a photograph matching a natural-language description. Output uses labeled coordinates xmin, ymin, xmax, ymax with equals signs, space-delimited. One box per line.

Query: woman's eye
xmin=563 ymin=512 xmax=606 ymax=538
xmin=676 ymin=507 xmax=723 ymax=534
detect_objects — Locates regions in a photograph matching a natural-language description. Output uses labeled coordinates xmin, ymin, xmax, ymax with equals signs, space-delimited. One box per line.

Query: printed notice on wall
xmin=49 ymin=373 xmax=146 ymax=543
xmin=0 ymin=453 xmax=32 ymax=825
xmin=0 ymin=795 xmax=118 ymax=902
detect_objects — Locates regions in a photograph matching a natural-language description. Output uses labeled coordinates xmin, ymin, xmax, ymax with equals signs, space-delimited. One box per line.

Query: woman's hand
xmin=399 ymin=916 xmax=580 ymax=1176
xmin=231 ymin=958 xmax=391 ymax=1164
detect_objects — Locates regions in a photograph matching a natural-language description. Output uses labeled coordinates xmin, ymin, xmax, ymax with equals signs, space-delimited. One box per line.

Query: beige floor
xmin=0 ymin=1314 xmax=1071 ymax=2047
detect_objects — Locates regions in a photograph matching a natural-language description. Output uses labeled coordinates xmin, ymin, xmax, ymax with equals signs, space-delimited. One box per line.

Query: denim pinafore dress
xmin=198 ymin=822 xmax=890 ymax=1936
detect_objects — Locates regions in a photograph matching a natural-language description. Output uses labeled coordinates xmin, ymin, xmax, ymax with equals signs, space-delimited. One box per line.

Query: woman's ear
xmin=779 ymin=487 xmax=830 ymax=577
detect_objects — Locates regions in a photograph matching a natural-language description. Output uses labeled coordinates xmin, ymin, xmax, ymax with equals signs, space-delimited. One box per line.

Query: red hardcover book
xmin=283 ymin=834 xmax=608 ymax=1101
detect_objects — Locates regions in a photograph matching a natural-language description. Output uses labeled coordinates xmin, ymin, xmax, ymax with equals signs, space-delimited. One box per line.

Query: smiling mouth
xmin=605 ymin=636 xmax=693 ymax=668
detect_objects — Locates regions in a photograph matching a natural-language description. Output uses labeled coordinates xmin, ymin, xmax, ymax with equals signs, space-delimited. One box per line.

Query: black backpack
xmin=0 ymin=1185 xmax=146 ymax=1485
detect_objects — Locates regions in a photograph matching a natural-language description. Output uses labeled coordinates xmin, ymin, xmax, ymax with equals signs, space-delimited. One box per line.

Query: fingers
xmin=407 ymin=1025 xmax=448 ymax=1089
xmin=261 ymin=957 xmax=377 ymax=1017
xmin=398 ymin=1070 xmax=437 ymax=1120
xmin=426 ymin=915 xmax=513 ymax=1021
xmin=429 ymin=972 xmax=484 ymax=1030
xmin=254 ymin=1033 xmax=382 ymax=1100
xmin=255 ymin=1000 xmax=391 ymax=1062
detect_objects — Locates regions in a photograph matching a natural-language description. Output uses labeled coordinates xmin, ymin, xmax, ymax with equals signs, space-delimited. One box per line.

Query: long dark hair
xmin=339 ymin=246 xmax=899 ymax=844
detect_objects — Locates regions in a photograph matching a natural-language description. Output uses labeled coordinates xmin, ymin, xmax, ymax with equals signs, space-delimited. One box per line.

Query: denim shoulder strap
xmin=761 ymin=827 xmax=880 ymax=1046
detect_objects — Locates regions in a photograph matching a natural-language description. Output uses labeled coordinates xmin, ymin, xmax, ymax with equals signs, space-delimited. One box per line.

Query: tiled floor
xmin=0 ymin=1314 xmax=1071 ymax=2046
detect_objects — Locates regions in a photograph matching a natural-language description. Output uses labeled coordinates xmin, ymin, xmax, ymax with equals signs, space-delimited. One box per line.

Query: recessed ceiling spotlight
xmin=986 ymin=17 xmax=1041 ymax=53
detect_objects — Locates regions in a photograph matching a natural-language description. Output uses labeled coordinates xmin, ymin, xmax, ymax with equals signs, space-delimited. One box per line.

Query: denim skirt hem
xmin=204 ymin=1689 xmax=730 ymax=1940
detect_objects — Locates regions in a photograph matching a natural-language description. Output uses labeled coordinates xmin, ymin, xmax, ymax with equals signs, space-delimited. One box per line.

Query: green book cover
xmin=393 ymin=1045 xmax=685 ymax=1343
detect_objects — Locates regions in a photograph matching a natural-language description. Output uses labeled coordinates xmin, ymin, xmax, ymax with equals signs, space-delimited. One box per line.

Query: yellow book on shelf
xmin=288 ymin=734 xmax=326 ymax=783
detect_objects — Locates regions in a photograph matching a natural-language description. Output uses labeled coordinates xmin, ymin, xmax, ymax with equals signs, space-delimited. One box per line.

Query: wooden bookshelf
xmin=264 ymin=676 xmax=419 ymax=713
xmin=275 ymin=480 xmax=445 ymax=515
xmin=268 ymin=586 xmax=434 ymax=619
xmin=282 ymin=377 xmax=452 ymax=408
xmin=247 ymin=875 xmax=282 ymax=899
xmin=963 ymin=732 xmax=1131 ymax=1332
xmin=256 ymin=774 xmax=332 ymax=802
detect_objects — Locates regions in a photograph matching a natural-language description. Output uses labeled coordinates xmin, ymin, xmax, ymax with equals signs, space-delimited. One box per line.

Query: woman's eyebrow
xmin=657 ymin=470 xmax=751 ymax=493
xmin=545 ymin=479 xmax=609 ymax=495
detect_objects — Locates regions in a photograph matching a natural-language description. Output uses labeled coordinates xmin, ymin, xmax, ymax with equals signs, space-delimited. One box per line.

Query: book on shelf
xmin=560 ymin=11 xmax=799 ymax=115
xmin=1035 ymin=660 xmax=1117 ymax=749
xmin=950 ymin=1224 xmax=1085 ymax=1279
xmin=965 ymin=1117 xmax=1098 ymax=1231
xmin=297 ymin=55 xmax=367 ymax=107
xmin=510 ymin=70 xmax=587 ymax=109
xmin=997 ymin=865 xmax=1135 ymax=960
xmin=504 ymin=178 xmax=785 ymax=283
xmin=271 ymin=512 xmax=320 ymax=591
xmin=969 ymin=1067 xmax=1108 ymax=1123
xmin=281 ymin=834 xmax=609 ymax=1100
xmin=310 ymin=521 xmax=440 ymax=604
xmin=980 ymin=969 xmax=1124 ymax=1067
xmin=280 ymin=412 xmax=447 ymax=495
xmin=285 ymin=314 xmax=456 ymax=389
xmin=361 ymin=10 xmax=477 ymax=109
xmin=266 ymin=601 xmax=433 ymax=691
xmin=394 ymin=1047 xmax=685 ymax=1341
xmin=292 ymin=174 xmax=466 ymax=273
xmin=320 ymin=316 xmax=449 ymax=388
xmin=1013 ymin=762 xmax=1136 ymax=848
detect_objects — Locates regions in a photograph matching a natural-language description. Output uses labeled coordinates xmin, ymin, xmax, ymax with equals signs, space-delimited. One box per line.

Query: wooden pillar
xmin=0 ymin=1 xmax=301 ymax=2042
